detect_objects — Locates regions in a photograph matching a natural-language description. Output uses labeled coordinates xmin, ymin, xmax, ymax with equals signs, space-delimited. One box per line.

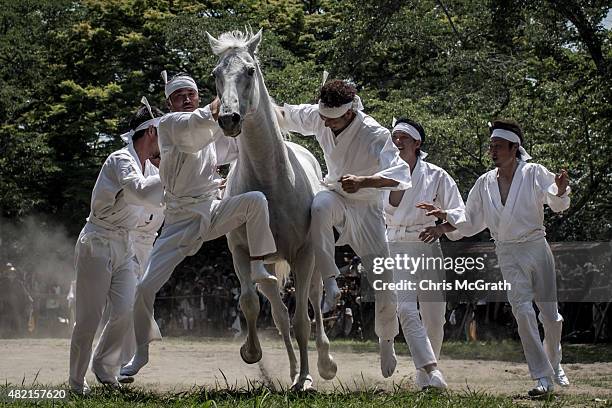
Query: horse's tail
xmin=274 ymin=260 xmax=291 ymax=289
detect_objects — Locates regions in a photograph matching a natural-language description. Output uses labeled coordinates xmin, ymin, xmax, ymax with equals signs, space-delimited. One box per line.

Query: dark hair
xmin=319 ymin=80 xmax=356 ymax=108
xmin=489 ymin=118 xmax=523 ymax=158
xmin=394 ymin=118 xmax=426 ymax=157
xmin=129 ymin=105 xmax=164 ymax=142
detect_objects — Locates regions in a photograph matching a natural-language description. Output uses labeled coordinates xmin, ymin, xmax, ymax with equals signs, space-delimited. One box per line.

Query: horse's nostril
xmin=231 ymin=113 xmax=241 ymax=124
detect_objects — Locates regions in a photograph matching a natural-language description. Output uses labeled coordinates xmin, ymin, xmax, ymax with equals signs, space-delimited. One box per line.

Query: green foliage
xmin=0 ymin=0 xmax=609 ymax=239
xmin=329 ymin=0 xmax=611 ymax=240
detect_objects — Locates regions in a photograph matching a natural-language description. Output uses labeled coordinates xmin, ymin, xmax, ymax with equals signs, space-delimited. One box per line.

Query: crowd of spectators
xmin=1 ymin=240 xmax=610 ymax=343
xmin=0 ymin=262 xmax=70 ymax=337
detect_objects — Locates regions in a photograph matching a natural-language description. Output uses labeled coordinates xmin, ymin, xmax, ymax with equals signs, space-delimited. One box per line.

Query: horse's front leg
xmin=228 ymin=233 xmax=262 ymax=365
xmin=257 ymin=270 xmax=298 ymax=381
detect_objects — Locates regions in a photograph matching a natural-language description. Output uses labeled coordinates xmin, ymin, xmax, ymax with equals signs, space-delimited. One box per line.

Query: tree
xmin=0 ymin=0 xmax=609 ymax=240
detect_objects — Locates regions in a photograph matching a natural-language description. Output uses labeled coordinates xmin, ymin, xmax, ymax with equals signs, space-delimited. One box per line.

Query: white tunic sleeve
xmin=113 ymin=154 xmax=163 ymax=209
xmin=159 ymin=105 xmax=217 ymax=153
xmin=447 ymin=176 xmax=487 ymax=239
xmin=437 ymin=171 xmax=466 ymax=240
xmin=282 ymin=103 xmax=320 ymax=136
xmin=372 ymin=135 xmax=411 ymax=190
xmin=214 ymin=129 xmax=239 ymax=165
xmin=533 ymin=164 xmax=570 ymax=213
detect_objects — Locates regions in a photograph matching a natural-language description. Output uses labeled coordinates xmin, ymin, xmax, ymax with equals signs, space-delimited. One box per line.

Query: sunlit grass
xmin=165 ymin=336 xmax=612 ymax=364
xmin=0 ymin=382 xmax=556 ymax=408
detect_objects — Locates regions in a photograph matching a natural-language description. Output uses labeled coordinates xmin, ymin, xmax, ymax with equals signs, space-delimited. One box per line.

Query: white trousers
xmin=96 ymin=238 xmax=154 ymax=365
xmin=389 ymin=239 xmax=446 ymax=369
xmin=69 ymin=223 xmax=137 ymax=390
xmin=496 ymin=238 xmax=563 ymax=379
xmin=134 ymin=238 xmax=156 ymax=277
xmin=310 ymin=190 xmax=398 ymax=340
xmin=133 ymin=191 xmax=277 ymax=347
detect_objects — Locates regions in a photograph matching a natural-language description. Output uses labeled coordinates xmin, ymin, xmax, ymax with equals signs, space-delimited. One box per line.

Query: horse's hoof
xmin=290 ymin=374 xmax=315 ymax=392
xmin=240 ymin=342 xmax=262 ymax=364
xmin=317 ymin=354 xmax=337 ymax=380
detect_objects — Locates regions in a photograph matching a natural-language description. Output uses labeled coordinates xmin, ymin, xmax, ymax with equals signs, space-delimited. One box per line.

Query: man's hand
xmin=210 ymin=96 xmax=221 ymax=121
xmin=339 ymin=175 xmax=365 ymax=193
xmin=419 ymin=225 xmax=443 ymax=243
xmin=416 ymin=202 xmax=447 ymax=221
xmin=555 ymin=169 xmax=569 ymax=196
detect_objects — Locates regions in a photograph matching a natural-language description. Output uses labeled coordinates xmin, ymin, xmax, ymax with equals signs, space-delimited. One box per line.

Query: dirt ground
xmin=2 ymin=338 xmax=611 ymax=398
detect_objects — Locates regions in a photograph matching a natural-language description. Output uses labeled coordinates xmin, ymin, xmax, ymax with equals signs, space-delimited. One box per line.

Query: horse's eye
xmin=211 ymin=70 xmax=217 ymax=78
xmin=247 ymin=67 xmax=255 ymax=76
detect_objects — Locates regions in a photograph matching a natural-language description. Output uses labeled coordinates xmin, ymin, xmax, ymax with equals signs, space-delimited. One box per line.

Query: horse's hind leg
xmin=309 ymin=267 xmax=337 ymax=380
xmin=289 ymin=247 xmax=315 ymax=391
xmin=257 ymin=276 xmax=298 ymax=381
xmin=230 ymin=242 xmax=262 ymax=364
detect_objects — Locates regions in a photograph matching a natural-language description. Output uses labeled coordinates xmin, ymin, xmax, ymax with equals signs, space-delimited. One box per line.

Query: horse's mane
xmin=210 ymin=30 xmax=254 ymax=56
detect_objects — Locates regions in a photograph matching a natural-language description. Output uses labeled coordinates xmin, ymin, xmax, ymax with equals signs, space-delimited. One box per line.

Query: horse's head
xmin=207 ymin=29 xmax=262 ymax=137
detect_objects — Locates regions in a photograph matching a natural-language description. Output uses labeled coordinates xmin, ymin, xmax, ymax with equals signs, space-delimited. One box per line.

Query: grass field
xmin=329 ymin=338 xmax=612 ymax=364
xmin=1 ymin=338 xmax=611 ymax=407
xmin=151 ymin=336 xmax=612 ymax=365
xmin=1 ymin=384 xmax=610 ymax=407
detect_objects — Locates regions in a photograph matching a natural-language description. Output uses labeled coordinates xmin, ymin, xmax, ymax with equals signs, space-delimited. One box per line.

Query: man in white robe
xmin=130 ymin=155 xmax=165 ymax=280
xmin=384 ymin=118 xmax=465 ymax=389
xmin=419 ymin=119 xmax=570 ymax=396
xmin=96 ymin=159 xmax=165 ymax=373
xmin=121 ymin=72 xmax=277 ymax=378
xmin=114 ymin=123 xmax=166 ymax=379
xmin=282 ymin=79 xmax=411 ymax=378
xmin=69 ymin=103 xmax=165 ymax=394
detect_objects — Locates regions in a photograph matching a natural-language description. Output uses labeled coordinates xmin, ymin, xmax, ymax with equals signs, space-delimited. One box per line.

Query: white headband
xmin=321 ymin=69 xmax=329 ymax=88
xmin=317 ymin=70 xmax=363 ymax=118
xmin=120 ymin=117 xmax=162 ymax=143
xmin=490 ymin=128 xmax=532 ymax=161
xmin=318 ymin=95 xmax=364 ymax=118
xmin=120 ymin=96 xmax=162 ymax=143
xmin=161 ymin=70 xmax=198 ymax=99
xmin=391 ymin=119 xmax=428 ymax=159
xmin=392 ymin=122 xmax=421 ymax=141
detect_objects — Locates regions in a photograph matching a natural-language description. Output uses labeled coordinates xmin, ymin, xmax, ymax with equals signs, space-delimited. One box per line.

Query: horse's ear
xmin=245 ymin=29 xmax=262 ymax=56
xmin=206 ymin=31 xmax=222 ymax=55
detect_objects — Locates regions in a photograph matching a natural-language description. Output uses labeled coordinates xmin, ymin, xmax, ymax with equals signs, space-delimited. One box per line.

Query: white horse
xmin=206 ymin=29 xmax=337 ymax=390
